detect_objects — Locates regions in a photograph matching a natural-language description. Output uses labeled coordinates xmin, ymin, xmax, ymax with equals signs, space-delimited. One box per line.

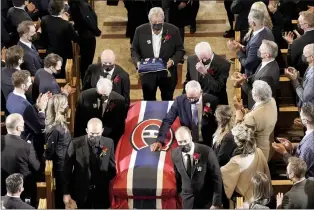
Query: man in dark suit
xmin=1 ymin=114 xmax=41 ymax=207
xmin=64 ymin=118 xmax=116 ymax=209
xmin=184 ymin=42 xmax=230 ymax=105
xmin=83 ymin=49 xmax=130 ymax=110
xmin=6 ymin=70 xmax=48 ymax=159
xmin=276 ymin=157 xmax=314 ymax=208
xmin=171 ymin=126 xmax=222 ymax=208
xmin=227 ymin=9 xmax=274 ymax=76
xmin=232 ymin=40 xmax=280 ymax=109
xmin=2 ymin=173 xmax=35 ymax=209
xmin=131 ymin=7 xmax=185 ymax=101
xmin=284 ymin=11 xmax=314 ymax=77
xmin=74 ymin=77 xmax=126 ymax=147
xmin=1 ymin=45 xmax=24 ymax=101
xmin=17 ymin=21 xmax=43 ymax=75
xmin=151 ymin=81 xmax=219 ymax=152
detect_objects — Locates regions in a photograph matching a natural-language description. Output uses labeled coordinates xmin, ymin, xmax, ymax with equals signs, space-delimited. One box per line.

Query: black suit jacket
xmin=1 ymin=67 xmax=18 ymax=101
xmin=287 ymin=30 xmax=314 ymax=77
xmin=1 ymin=134 xmax=40 ymax=196
xmin=2 ymin=195 xmax=35 ymax=209
xmin=64 ymin=135 xmax=116 ymax=207
xmin=40 ymin=15 xmax=79 ymax=59
xmin=184 ymin=54 xmax=230 ymax=105
xmin=171 ymin=143 xmax=222 ymax=208
xmin=279 ymin=178 xmax=314 ymax=209
xmin=6 ymin=7 xmax=32 ymax=29
xmin=82 ymin=63 xmax=130 ymax=110
xmin=242 ymin=60 xmax=280 ymax=109
xmin=157 ymin=93 xmax=219 ymax=147
xmin=18 ymin=41 xmax=43 ymax=76
xmin=74 ymin=89 xmax=126 ymax=144
xmin=131 ymin=23 xmax=185 ymax=73
xmin=213 ymin=132 xmax=237 ymax=167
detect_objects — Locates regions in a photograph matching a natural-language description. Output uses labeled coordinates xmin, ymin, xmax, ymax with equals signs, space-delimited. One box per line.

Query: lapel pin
xmin=93 ymin=103 xmax=97 ymax=108
xmin=147 ymin=40 xmax=151 ymax=44
xmin=197 ymin=166 xmax=202 ymax=172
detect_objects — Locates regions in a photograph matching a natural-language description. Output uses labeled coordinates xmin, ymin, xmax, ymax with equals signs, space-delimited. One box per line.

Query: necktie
xmin=103 ymin=72 xmax=109 ymax=79
xmin=185 ymin=154 xmax=192 ymax=177
xmin=192 ymin=104 xmax=198 ymax=125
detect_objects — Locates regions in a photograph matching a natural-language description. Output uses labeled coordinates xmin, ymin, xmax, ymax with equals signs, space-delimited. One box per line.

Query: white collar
xmin=13 ymin=89 xmax=26 ymax=99
xmin=51 ymin=15 xmax=62 ymax=18
xmin=6 ymin=194 xmax=20 ymax=198
xmin=293 ymin=178 xmax=305 ymax=185
xmin=14 ymin=5 xmax=25 ymax=10
xmin=305 ymin=28 xmax=314 ymax=33
xmin=261 ymin=58 xmax=275 ymax=66
xmin=253 ymin=27 xmax=265 ymax=37
xmin=152 ymin=29 xmax=163 ymax=37
xmin=19 ymin=38 xmax=32 ymax=49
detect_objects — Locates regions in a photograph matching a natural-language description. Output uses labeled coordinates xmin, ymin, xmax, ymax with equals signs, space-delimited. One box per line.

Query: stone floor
xmin=93 ymin=1 xmax=236 ymax=105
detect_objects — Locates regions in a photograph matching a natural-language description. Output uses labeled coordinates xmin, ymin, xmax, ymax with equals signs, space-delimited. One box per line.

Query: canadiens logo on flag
xmin=111 ymin=101 xmax=182 ymax=209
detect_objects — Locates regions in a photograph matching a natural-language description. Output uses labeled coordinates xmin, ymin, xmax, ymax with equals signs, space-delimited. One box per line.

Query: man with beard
xmin=170 ymin=126 xmax=222 ymax=209
xmin=32 ymin=53 xmax=75 ymax=100
xmin=82 ymin=49 xmax=130 ymax=110
xmin=63 ymin=118 xmax=116 ymax=209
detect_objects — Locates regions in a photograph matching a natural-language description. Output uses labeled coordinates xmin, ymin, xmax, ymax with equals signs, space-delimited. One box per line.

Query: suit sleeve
xmin=291 ymin=75 xmax=314 ymax=105
xmin=121 ymin=73 xmax=131 ymax=110
xmin=66 ymin=23 xmax=80 ymax=43
xmin=74 ymin=94 xmax=85 ymax=137
xmin=207 ymin=149 xmax=223 ymax=206
xmin=280 ymin=195 xmax=294 ymax=209
xmin=221 ymin=158 xmax=240 ymax=199
xmin=237 ymin=42 xmax=260 ymax=75
xmin=28 ymin=143 xmax=41 ymax=171
xmin=231 ymin=0 xmax=242 ymax=14
xmin=109 ymin=140 xmax=116 ymax=180
xmin=170 ymin=27 xmax=185 ymax=66
xmin=78 ymin=4 xmax=101 ymax=36
xmin=216 ymin=134 xmax=236 ymax=167
xmin=82 ymin=66 xmax=93 ymax=90
xmin=63 ymin=140 xmax=75 ymax=195
xmin=23 ymin=105 xmax=45 ymax=134
xmin=156 ymin=99 xmax=179 ymax=144
xmin=171 ymin=151 xmax=182 ymax=194
xmin=131 ymin=27 xmax=141 ymax=67
xmin=23 ymin=53 xmax=38 ymax=76
xmin=287 ymin=43 xmax=299 ymax=67
xmin=203 ymin=62 xmax=230 ymax=95
xmin=183 ymin=58 xmax=192 ymax=93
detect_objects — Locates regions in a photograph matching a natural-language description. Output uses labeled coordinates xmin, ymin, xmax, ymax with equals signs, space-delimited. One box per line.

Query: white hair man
xmin=64 ymin=117 xmax=116 ymax=208
xmin=284 ymin=11 xmax=314 ymax=77
xmin=1 ymin=114 xmax=41 ymax=206
xmin=131 ymin=7 xmax=184 ymax=101
xmin=232 ymin=39 xmax=280 ymax=109
xmin=170 ymin=126 xmax=222 ymax=209
xmin=285 ymin=43 xmax=314 ymax=107
xmin=82 ymin=49 xmax=130 ymax=108
xmin=227 ymin=9 xmax=274 ymax=76
xmin=234 ymin=80 xmax=277 ymax=160
xmin=151 ymin=80 xmax=219 ymax=151
xmin=185 ymin=41 xmax=230 ymax=104
xmin=74 ymin=77 xmax=126 ymax=143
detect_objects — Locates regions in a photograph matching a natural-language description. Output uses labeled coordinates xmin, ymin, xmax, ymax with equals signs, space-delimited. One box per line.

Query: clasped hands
xmin=231 ymin=72 xmax=247 ymax=88
xmin=272 ymin=137 xmax=294 ymax=155
xmin=284 ymin=67 xmax=299 ymax=81
xmin=227 ymin=40 xmax=243 ymax=51
xmin=61 ymin=83 xmax=76 ymax=96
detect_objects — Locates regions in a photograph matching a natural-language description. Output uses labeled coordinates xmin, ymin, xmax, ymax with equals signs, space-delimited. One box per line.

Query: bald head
xmin=101 ymin=49 xmax=115 ymax=65
xmin=175 ymin=126 xmax=192 ymax=146
xmin=5 ymin=113 xmax=24 ymax=134
xmin=86 ymin=118 xmax=103 ymax=137
xmin=303 ymin=44 xmax=314 ymax=65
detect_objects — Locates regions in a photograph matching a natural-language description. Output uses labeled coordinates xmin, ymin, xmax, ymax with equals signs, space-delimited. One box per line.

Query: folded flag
xmin=138 ymin=58 xmax=167 ymax=74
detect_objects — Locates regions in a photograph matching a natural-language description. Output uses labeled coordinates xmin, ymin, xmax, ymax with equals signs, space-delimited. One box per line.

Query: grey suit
xmin=171 ymin=143 xmax=222 ymax=208
xmin=279 ymin=178 xmax=314 ymax=209
xmin=242 ymin=60 xmax=280 ymax=109
xmin=237 ymin=27 xmax=274 ymax=76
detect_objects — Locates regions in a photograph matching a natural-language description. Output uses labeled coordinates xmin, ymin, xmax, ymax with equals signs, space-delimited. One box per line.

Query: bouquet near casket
xmin=138 ymin=58 xmax=167 ymax=74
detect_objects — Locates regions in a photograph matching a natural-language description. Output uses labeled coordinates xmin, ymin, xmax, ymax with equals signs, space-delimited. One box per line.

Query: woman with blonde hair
xmin=213 ymin=105 xmax=237 ymax=167
xmin=221 ymin=124 xmax=270 ymax=203
xmin=44 ymin=94 xmax=72 ymax=209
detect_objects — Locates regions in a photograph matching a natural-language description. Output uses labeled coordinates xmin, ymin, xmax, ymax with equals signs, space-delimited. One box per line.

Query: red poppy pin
xmin=193 ymin=153 xmax=200 ymax=164
xmin=100 ymin=146 xmax=108 ymax=157
xmin=162 ymin=30 xmax=171 ymax=43
xmin=113 ymin=76 xmax=120 ymax=84
xmin=203 ymin=103 xmax=212 ymax=117
xmin=207 ymin=68 xmax=214 ymax=75
xmin=106 ymin=103 xmax=115 ymax=112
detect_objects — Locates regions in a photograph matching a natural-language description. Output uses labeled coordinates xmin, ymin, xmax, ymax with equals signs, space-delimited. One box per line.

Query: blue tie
xmin=192 ymin=105 xmax=198 ymax=125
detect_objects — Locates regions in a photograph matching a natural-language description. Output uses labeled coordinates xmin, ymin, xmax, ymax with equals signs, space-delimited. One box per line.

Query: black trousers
xmin=79 ymin=37 xmax=96 ymax=80
xmin=55 ymin=171 xmax=65 ymax=209
xmin=77 ymin=186 xmax=110 ymax=209
xmin=179 ymin=27 xmax=185 ymax=44
xmin=140 ymin=70 xmax=177 ymax=101
xmin=224 ymin=0 xmax=234 ymax=30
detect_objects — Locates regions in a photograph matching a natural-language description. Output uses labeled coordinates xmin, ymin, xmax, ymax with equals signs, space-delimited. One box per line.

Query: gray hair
xmin=185 ymin=80 xmax=202 ymax=94
xmin=5 ymin=113 xmax=23 ymax=132
xmin=262 ymin=40 xmax=278 ymax=58
xmin=148 ymin=7 xmax=164 ymax=22
xmin=252 ymin=80 xmax=272 ymax=102
xmin=232 ymin=124 xmax=256 ymax=156
xmin=304 ymin=43 xmax=314 ymax=56
xmin=194 ymin=42 xmax=213 ymax=58
xmin=248 ymin=9 xmax=264 ymax=26
xmin=301 ymin=103 xmax=314 ymax=124
xmin=96 ymin=77 xmax=113 ymax=96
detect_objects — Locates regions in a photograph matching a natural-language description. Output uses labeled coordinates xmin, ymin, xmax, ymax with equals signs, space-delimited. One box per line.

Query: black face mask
xmin=29 ymin=33 xmax=38 ymax=42
xmin=181 ymin=143 xmax=191 ymax=153
xmin=152 ymin=23 xmax=162 ymax=31
xmin=202 ymin=59 xmax=211 ymax=65
xmin=88 ymin=135 xmax=101 ymax=146
xmin=98 ymin=94 xmax=108 ymax=101
xmin=188 ymin=98 xmax=199 ymax=104
xmin=102 ymin=64 xmax=114 ymax=72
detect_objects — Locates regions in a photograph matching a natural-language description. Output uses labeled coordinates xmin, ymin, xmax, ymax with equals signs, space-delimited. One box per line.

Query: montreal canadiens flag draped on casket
xmin=111 ymin=101 xmax=182 ymax=209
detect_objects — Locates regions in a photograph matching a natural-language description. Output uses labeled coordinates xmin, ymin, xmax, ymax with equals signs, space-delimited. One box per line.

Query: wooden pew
xmin=38 ymin=198 xmax=47 ymax=209
xmin=272 ymin=180 xmax=293 ymax=195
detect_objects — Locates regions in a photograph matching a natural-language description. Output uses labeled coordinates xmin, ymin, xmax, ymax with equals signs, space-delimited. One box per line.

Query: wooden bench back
xmin=38 ymin=198 xmax=47 ymax=209
xmin=45 ymin=160 xmax=55 ymax=209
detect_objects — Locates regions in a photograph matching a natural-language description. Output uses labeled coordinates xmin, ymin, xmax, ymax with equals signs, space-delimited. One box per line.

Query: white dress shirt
xmin=252 ymin=27 xmax=265 ymax=37
xmin=13 ymin=90 xmax=26 ymax=99
xmin=181 ymin=142 xmax=195 ymax=169
xmin=152 ymin=30 xmax=162 ymax=58
xmin=257 ymin=59 xmax=275 ymax=73
xmin=19 ymin=38 xmax=32 ymax=49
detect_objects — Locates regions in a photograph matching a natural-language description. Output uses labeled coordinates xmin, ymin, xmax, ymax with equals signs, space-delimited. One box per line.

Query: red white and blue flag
xmin=111 ymin=101 xmax=182 ymax=209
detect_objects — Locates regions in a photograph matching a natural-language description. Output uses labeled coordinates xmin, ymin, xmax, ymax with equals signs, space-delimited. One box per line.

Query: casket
xmin=110 ymin=101 xmax=182 ymax=209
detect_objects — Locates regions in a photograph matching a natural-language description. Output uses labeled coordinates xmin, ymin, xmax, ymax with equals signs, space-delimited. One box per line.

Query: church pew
xmin=38 ymin=198 xmax=47 ymax=209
